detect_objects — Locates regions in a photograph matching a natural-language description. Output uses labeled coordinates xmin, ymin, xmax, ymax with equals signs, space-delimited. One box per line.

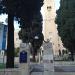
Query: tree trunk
xmin=33 ymin=52 xmax=36 ymax=62
xmin=71 ymin=51 xmax=74 ymax=61
xmin=6 ymin=13 xmax=14 ymax=68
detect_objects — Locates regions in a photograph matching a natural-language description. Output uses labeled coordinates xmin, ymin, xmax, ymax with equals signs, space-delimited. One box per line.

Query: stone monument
xmin=43 ymin=41 xmax=54 ymax=72
xmin=19 ymin=43 xmax=31 ymax=75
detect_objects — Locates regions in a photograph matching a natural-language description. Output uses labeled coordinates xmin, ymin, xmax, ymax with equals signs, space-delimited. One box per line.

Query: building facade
xmin=14 ymin=30 xmax=22 ymax=48
xmin=0 ymin=23 xmax=7 ymax=50
xmin=0 ymin=23 xmax=21 ymax=50
xmin=42 ymin=0 xmax=64 ymax=55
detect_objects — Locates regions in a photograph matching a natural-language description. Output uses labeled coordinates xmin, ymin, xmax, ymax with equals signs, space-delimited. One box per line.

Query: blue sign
xmin=20 ymin=51 xmax=27 ymax=63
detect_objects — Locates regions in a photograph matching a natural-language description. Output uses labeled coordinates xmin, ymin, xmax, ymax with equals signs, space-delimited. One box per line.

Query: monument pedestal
xmin=20 ymin=63 xmax=29 ymax=75
xmin=19 ymin=43 xmax=30 ymax=75
xmin=43 ymin=41 xmax=54 ymax=72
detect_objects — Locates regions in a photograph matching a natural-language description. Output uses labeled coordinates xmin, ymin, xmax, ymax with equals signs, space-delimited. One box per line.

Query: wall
xmin=0 ymin=23 xmax=7 ymax=50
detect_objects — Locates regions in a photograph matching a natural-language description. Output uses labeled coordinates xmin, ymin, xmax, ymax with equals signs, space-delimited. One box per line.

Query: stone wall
xmin=0 ymin=69 xmax=21 ymax=75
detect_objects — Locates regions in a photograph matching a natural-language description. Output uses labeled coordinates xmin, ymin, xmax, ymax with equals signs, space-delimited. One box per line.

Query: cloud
xmin=55 ymin=0 xmax=60 ymax=10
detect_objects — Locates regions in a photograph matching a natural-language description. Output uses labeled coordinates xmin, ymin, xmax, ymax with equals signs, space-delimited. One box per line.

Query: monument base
xmin=19 ymin=63 xmax=29 ymax=75
xmin=43 ymin=41 xmax=54 ymax=72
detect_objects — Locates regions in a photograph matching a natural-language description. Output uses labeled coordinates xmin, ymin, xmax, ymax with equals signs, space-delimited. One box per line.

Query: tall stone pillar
xmin=19 ymin=43 xmax=31 ymax=75
xmin=42 ymin=0 xmax=59 ymax=55
xmin=43 ymin=41 xmax=54 ymax=72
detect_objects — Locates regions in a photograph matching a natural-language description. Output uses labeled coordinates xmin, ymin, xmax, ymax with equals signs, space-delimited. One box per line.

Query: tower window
xmin=47 ymin=6 xmax=52 ymax=11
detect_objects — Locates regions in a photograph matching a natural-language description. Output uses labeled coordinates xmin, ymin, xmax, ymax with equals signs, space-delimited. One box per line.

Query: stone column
xmin=19 ymin=43 xmax=31 ymax=75
xmin=43 ymin=41 xmax=54 ymax=72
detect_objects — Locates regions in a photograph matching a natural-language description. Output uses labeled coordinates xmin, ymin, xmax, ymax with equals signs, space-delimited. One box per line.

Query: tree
xmin=18 ymin=12 xmax=44 ymax=61
xmin=0 ymin=0 xmax=44 ymax=67
xmin=0 ymin=0 xmax=16 ymax=68
xmin=55 ymin=0 xmax=75 ymax=61
xmin=15 ymin=47 xmax=20 ymax=57
xmin=59 ymin=49 xmax=61 ymax=56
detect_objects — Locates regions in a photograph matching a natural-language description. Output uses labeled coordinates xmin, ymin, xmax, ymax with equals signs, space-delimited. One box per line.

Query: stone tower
xmin=42 ymin=0 xmax=60 ymax=55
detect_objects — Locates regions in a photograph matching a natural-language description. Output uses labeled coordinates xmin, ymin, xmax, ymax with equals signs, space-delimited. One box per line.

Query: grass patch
xmin=0 ymin=63 xmax=19 ymax=69
xmin=0 ymin=63 xmax=6 ymax=69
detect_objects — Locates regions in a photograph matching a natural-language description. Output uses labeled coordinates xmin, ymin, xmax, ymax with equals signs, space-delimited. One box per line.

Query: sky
xmin=0 ymin=0 xmax=60 ymax=30
xmin=55 ymin=0 xmax=60 ymax=10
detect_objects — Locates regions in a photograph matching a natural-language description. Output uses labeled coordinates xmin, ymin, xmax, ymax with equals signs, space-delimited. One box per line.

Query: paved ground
xmin=31 ymin=72 xmax=43 ymax=75
xmin=30 ymin=63 xmax=75 ymax=75
xmin=31 ymin=72 xmax=75 ymax=75
xmin=55 ymin=66 xmax=75 ymax=72
xmin=44 ymin=71 xmax=75 ymax=75
xmin=31 ymin=71 xmax=75 ymax=75
xmin=30 ymin=63 xmax=75 ymax=72
xmin=30 ymin=63 xmax=44 ymax=72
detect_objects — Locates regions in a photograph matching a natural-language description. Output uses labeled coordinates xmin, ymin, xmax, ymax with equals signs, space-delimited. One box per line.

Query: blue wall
xmin=0 ymin=24 xmax=4 ymax=50
xmin=2 ymin=25 xmax=7 ymax=50
xmin=0 ymin=24 xmax=7 ymax=50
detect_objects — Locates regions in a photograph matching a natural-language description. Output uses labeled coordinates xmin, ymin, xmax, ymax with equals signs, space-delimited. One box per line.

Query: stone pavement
xmin=44 ymin=71 xmax=75 ymax=75
xmin=31 ymin=71 xmax=75 ymax=75
xmin=30 ymin=62 xmax=75 ymax=75
xmin=31 ymin=72 xmax=43 ymax=75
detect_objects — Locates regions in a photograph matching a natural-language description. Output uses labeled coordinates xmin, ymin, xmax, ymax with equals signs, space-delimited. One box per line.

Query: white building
xmin=42 ymin=0 xmax=64 ymax=55
xmin=14 ymin=29 xmax=22 ymax=48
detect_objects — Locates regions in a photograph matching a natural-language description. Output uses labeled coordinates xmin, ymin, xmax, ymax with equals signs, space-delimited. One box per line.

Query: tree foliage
xmin=15 ymin=47 xmax=20 ymax=57
xmin=0 ymin=0 xmax=15 ymax=68
xmin=55 ymin=0 xmax=75 ymax=60
xmin=0 ymin=0 xmax=44 ymax=66
xmin=18 ymin=0 xmax=44 ymax=61
xmin=19 ymin=12 xmax=44 ymax=55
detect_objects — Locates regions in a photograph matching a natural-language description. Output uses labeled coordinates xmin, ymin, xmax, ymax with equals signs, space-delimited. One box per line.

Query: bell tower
xmin=42 ymin=0 xmax=59 ymax=55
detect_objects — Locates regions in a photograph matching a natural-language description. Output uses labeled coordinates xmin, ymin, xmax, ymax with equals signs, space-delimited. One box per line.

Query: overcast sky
xmin=55 ymin=0 xmax=60 ymax=10
xmin=0 ymin=0 xmax=60 ymax=30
